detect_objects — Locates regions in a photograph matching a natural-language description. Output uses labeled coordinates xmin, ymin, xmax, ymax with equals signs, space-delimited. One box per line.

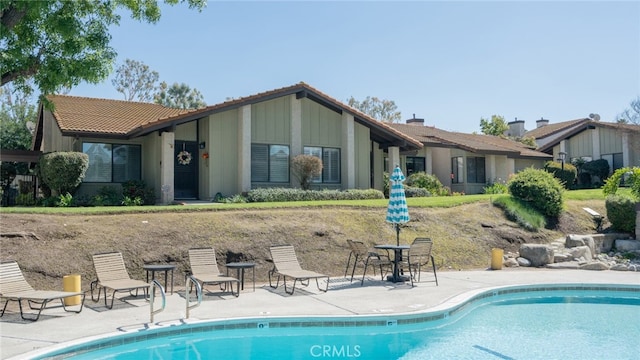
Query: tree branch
xmin=1 ymin=4 xmax=27 ymax=31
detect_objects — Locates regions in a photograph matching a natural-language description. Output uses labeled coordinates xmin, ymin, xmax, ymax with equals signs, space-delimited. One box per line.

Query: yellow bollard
xmin=63 ymin=274 xmax=81 ymax=305
xmin=491 ymin=248 xmax=504 ymax=270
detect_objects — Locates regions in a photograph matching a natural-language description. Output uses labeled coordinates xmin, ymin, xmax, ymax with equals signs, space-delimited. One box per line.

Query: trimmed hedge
xmin=405 ymin=172 xmax=448 ymax=196
xmin=508 ymin=167 xmax=564 ymax=217
xmin=38 ymin=152 xmax=89 ymax=196
xmin=544 ymin=161 xmax=577 ymax=189
xmin=245 ymin=188 xmax=385 ymax=202
xmin=605 ymin=194 xmax=636 ymax=233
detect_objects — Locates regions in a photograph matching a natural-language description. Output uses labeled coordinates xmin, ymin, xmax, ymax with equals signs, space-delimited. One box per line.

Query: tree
xmin=0 ymin=85 xmax=35 ymax=151
xmin=111 ymin=59 xmax=160 ymax=102
xmin=480 ymin=115 xmax=509 ymax=136
xmin=347 ymin=96 xmax=401 ymax=123
xmin=154 ymin=81 xmax=207 ymax=109
xmin=291 ymin=154 xmax=322 ymax=190
xmin=616 ymin=97 xmax=640 ymax=125
xmin=1 ymin=0 xmax=206 ymax=98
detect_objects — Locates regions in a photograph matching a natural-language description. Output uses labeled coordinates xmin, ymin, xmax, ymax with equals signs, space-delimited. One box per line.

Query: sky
xmin=71 ymin=1 xmax=640 ymax=133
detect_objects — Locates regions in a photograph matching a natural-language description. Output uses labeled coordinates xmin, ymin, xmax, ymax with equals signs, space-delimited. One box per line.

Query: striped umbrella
xmin=386 ymin=166 xmax=409 ymax=246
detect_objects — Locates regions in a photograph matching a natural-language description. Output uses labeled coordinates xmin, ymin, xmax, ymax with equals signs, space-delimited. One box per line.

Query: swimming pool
xmin=32 ymin=284 xmax=640 ymax=359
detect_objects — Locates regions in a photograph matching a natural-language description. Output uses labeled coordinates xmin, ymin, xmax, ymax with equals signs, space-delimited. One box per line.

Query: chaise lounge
xmin=90 ymin=252 xmax=149 ymax=309
xmin=0 ymin=260 xmax=85 ymax=321
xmin=268 ymin=245 xmax=329 ymax=295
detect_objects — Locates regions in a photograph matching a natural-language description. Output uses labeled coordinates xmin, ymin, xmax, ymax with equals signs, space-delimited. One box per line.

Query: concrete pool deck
xmin=1 ymin=268 xmax=639 ymax=359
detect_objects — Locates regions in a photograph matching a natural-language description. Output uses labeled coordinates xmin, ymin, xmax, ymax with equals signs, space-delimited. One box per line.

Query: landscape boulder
xmin=614 ymin=239 xmax=640 ymax=252
xmin=565 ymin=234 xmax=595 ymax=255
xmin=519 ymin=244 xmax=554 ymax=267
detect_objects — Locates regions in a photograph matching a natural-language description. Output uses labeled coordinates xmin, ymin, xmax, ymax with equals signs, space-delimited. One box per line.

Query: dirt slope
xmin=0 ymin=199 xmax=607 ymax=291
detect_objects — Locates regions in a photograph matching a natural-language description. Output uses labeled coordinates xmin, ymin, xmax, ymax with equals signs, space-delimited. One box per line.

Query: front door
xmin=174 ymin=141 xmax=198 ymax=199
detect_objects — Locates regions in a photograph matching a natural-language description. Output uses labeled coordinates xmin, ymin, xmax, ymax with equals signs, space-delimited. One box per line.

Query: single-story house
xmin=33 ymin=82 xmax=423 ymax=203
xmin=507 ymin=117 xmax=640 ymax=173
xmin=390 ymin=117 xmax=552 ymax=194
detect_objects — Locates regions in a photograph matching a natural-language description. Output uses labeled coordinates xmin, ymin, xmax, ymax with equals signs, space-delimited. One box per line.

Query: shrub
xmin=483 ymin=179 xmax=508 ymax=194
xmin=603 ymin=167 xmax=640 ymax=200
xmin=57 ymin=193 xmax=73 ymax=207
xmin=405 ymin=172 xmax=448 ymax=196
xmin=38 ymin=152 xmax=89 ymax=196
xmin=544 ymin=161 xmax=576 ymax=189
xmin=245 ymin=188 xmax=384 ymax=202
xmin=291 ymin=155 xmax=322 ymax=190
xmin=404 ymin=186 xmax=431 ymax=198
xmin=581 ymin=159 xmax=610 ymax=184
xmin=605 ymin=194 xmax=636 ymax=233
xmin=94 ymin=186 xmax=122 ymax=206
xmin=508 ymin=167 xmax=564 ymax=217
xmin=122 ymin=196 xmax=143 ymax=206
xmin=122 ymin=180 xmax=156 ymax=205
xmin=16 ymin=193 xmax=36 ymax=206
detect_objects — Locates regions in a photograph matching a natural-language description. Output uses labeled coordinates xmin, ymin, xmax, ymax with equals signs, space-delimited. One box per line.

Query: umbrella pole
xmin=395 ymin=223 xmax=400 ymax=246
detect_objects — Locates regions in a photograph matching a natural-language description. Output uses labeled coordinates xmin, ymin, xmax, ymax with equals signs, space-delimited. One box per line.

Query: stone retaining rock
xmin=519 ymin=244 xmax=554 ymax=267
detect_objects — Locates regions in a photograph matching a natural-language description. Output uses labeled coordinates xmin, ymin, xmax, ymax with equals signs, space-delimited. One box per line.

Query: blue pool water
xmin=37 ymin=285 xmax=640 ymax=360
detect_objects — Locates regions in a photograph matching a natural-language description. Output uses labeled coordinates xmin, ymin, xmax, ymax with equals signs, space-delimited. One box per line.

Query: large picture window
xmin=251 ymin=144 xmax=290 ymax=183
xmin=406 ymin=156 xmax=425 ymax=175
xmin=466 ymin=157 xmax=486 ymax=183
xmin=304 ymin=146 xmax=341 ymax=183
xmin=83 ymin=143 xmax=141 ymax=183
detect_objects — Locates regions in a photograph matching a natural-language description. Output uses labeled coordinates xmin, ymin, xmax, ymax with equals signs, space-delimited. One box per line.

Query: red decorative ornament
xmin=202 ymin=152 xmax=209 ymax=159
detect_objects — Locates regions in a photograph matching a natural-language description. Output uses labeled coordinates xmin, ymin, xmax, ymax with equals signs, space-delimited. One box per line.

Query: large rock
xmin=615 ymin=239 xmax=640 ymax=252
xmin=519 ymin=244 xmax=554 ymax=267
xmin=579 ymin=261 xmax=610 ymax=271
xmin=565 ymin=234 xmax=595 ymax=255
xmin=568 ymin=245 xmax=593 ymax=261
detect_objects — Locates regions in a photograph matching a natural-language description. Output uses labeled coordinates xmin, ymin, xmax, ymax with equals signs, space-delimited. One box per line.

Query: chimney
xmin=536 ymin=117 xmax=549 ymax=128
xmin=406 ymin=113 xmax=424 ymax=126
xmin=506 ymin=117 xmax=525 ymax=137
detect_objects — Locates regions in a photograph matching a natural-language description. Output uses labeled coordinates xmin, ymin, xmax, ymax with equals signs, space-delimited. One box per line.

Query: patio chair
xmin=399 ymin=238 xmax=438 ymax=287
xmin=90 ymin=252 xmax=149 ymax=309
xmin=344 ymin=240 xmax=392 ymax=285
xmin=0 ymin=261 xmax=85 ymax=321
xmin=268 ymin=245 xmax=329 ymax=295
xmin=188 ymin=248 xmax=239 ymax=297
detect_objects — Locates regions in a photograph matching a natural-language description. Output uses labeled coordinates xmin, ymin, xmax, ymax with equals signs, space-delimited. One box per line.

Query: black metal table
xmin=226 ymin=262 xmax=256 ymax=291
xmin=143 ymin=264 xmax=176 ymax=294
xmin=374 ymin=244 xmax=410 ymax=283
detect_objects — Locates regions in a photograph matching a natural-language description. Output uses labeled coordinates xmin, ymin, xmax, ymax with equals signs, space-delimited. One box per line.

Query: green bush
xmin=405 ymin=172 xmax=448 ymax=196
xmin=16 ymin=193 xmax=36 ymax=206
xmin=603 ymin=167 xmax=640 ymax=200
xmin=93 ymin=186 xmax=122 ymax=206
xmin=483 ymin=180 xmax=508 ymax=194
xmin=605 ymin=194 xmax=636 ymax=233
xmin=544 ymin=161 xmax=577 ymax=189
xmin=122 ymin=180 xmax=156 ymax=205
xmin=246 ymin=188 xmax=385 ymax=202
xmin=508 ymin=167 xmax=564 ymax=217
xmin=581 ymin=159 xmax=610 ymax=184
xmin=121 ymin=196 xmax=143 ymax=206
xmin=38 ymin=152 xmax=89 ymax=196
xmin=405 ymin=186 xmax=431 ymax=198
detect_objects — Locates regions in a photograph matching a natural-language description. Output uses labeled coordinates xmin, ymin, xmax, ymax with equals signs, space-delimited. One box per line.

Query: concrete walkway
xmin=1 ymin=269 xmax=638 ymax=359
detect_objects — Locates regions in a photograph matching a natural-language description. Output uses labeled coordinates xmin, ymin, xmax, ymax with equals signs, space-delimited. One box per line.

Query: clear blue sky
xmin=72 ymin=1 xmax=640 ymax=133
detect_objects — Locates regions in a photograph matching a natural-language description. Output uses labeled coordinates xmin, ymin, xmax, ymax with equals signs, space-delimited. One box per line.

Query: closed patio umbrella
xmin=386 ymin=166 xmax=409 ymax=246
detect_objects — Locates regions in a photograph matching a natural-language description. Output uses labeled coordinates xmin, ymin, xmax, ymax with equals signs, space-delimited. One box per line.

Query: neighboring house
xmin=508 ymin=117 xmax=640 ymax=174
xmin=390 ymin=117 xmax=552 ymax=194
xmin=33 ymin=82 xmax=422 ymax=203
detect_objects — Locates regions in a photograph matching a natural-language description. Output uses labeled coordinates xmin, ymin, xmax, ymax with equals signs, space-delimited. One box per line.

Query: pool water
xmin=39 ymin=286 xmax=640 ymax=360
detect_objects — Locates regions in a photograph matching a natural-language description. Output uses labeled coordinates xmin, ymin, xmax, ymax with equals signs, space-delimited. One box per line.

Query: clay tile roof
xmin=391 ymin=123 xmax=551 ymax=159
xmin=45 ymin=95 xmax=187 ymax=136
xmin=524 ymin=118 xmax=589 ymax=139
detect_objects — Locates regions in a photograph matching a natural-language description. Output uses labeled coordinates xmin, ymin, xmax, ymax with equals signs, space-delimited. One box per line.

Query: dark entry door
xmin=174 ymin=141 xmax=198 ymax=199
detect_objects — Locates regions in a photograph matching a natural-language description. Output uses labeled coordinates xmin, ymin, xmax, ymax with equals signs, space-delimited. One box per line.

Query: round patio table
xmin=374 ymin=244 xmax=410 ymax=283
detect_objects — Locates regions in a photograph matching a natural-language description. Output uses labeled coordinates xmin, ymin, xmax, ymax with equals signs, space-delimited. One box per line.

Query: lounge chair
xmin=268 ymin=245 xmax=329 ymax=295
xmin=90 ymin=252 xmax=149 ymax=309
xmin=399 ymin=238 xmax=439 ymax=287
xmin=188 ymin=248 xmax=239 ymax=297
xmin=0 ymin=261 xmax=85 ymax=321
xmin=344 ymin=240 xmax=392 ymax=285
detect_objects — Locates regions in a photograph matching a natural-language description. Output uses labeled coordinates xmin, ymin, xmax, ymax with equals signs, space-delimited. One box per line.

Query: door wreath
xmin=177 ymin=150 xmax=192 ymax=165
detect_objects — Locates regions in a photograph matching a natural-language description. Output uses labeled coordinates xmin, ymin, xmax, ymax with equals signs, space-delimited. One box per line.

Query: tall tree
xmin=347 ymin=96 xmax=401 ymax=123
xmin=480 ymin=115 xmax=509 ymax=136
xmin=616 ymin=97 xmax=640 ymax=125
xmin=154 ymin=81 xmax=206 ymax=109
xmin=111 ymin=59 xmax=160 ymax=102
xmin=1 ymin=0 xmax=206 ymax=98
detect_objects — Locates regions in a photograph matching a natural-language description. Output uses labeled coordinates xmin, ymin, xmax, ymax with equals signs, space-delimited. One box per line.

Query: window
xmin=304 ymin=146 xmax=341 ymax=183
xmin=601 ymin=153 xmax=623 ymax=173
xmin=251 ymin=144 xmax=290 ymax=183
xmin=451 ymin=157 xmax=463 ymax=184
xmin=82 ymin=143 xmax=141 ymax=183
xmin=405 ymin=157 xmax=425 ymax=175
xmin=466 ymin=157 xmax=486 ymax=183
